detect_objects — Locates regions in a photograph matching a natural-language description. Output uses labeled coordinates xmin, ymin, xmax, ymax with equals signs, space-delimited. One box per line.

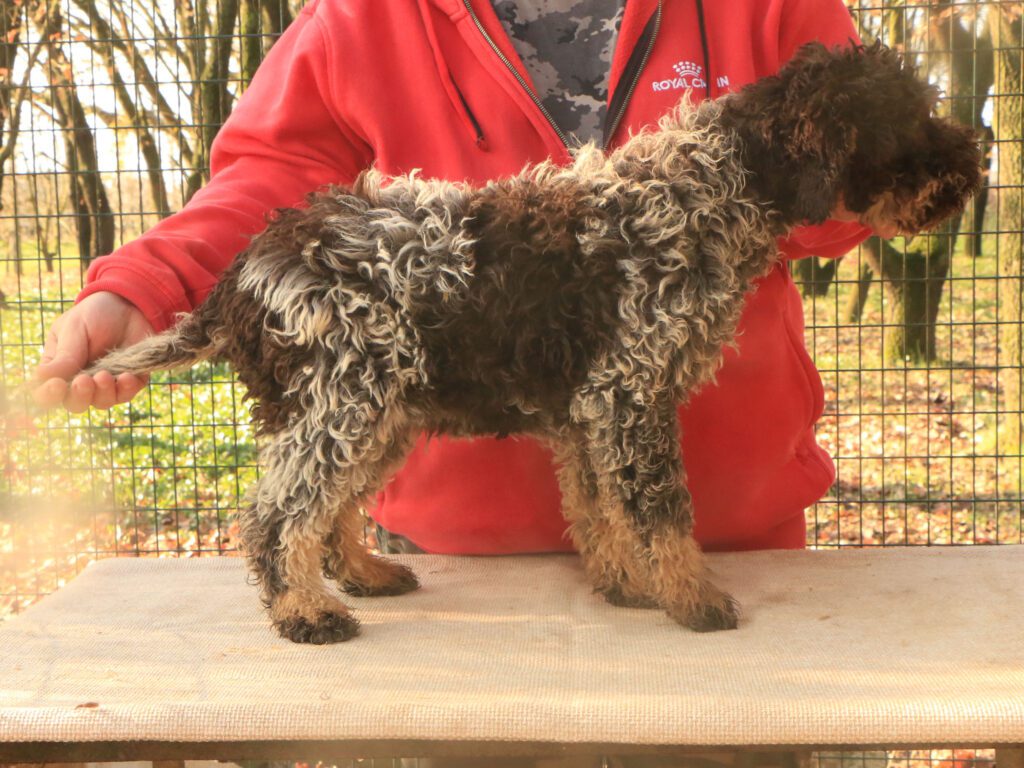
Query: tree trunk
xmin=75 ymin=0 xmax=172 ymax=218
xmin=28 ymin=175 xmax=56 ymax=272
xmin=177 ymin=0 xmax=206 ymax=201
xmin=791 ymin=257 xmax=839 ymax=298
xmin=852 ymin=3 xmax=982 ymax=364
xmin=877 ymin=0 xmax=907 ymax=49
xmin=0 ymin=1 xmax=24 ymax=210
xmin=170 ymin=0 xmax=293 ymax=201
xmin=132 ymin=103 xmax=173 ymax=218
xmin=965 ymin=125 xmax=995 ymax=258
xmin=860 ymin=229 xmax=958 ymax=364
xmin=845 ymin=259 xmax=874 ymax=324
xmin=190 ymin=0 xmax=239 ymax=195
xmin=991 ymin=7 xmax=1023 ymax=456
xmin=33 ymin=0 xmax=114 ymax=263
xmin=943 ymin=9 xmax=994 ymax=260
xmin=260 ymin=0 xmax=293 ymax=39
xmin=239 ymin=0 xmax=261 ymax=88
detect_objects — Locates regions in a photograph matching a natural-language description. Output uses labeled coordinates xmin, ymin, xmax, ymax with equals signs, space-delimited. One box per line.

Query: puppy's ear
xmin=919 ymin=118 xmax=983 ymax=224
xmin=785 ymin=115 xmax=857 ymax=224
xmin=870 ymin=116 xmax=983 ymax=233
xmin=775 ymin=42 xmax=907 ymax=224
xmin=721 ymin=42 xmax=891 ymax=225
xmin=821 ymin=44 xmax=982 ymax=233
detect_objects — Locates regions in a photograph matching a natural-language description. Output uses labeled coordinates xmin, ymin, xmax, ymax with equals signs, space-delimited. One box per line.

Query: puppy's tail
xmin=85 ymin=300 xmax=223 ymax=378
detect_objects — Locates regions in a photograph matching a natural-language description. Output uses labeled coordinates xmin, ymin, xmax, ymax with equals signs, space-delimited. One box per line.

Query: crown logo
xmin=672 ymin=61 xmax=703 ymax=79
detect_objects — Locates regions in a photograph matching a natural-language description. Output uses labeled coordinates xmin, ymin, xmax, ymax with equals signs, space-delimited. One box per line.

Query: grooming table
xmin=0 ymin=548 xmax=1022 ymax=763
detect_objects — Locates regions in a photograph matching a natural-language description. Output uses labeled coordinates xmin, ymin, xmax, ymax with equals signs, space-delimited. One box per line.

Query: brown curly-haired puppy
xmin=90 ymin=42 xmax=981 ymax=643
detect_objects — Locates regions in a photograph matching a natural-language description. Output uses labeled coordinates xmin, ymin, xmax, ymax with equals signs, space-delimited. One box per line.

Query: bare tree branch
xmin=102 ymin=0 xmax=196 ymax=166
xmin=0 ymin=38 xmax=46 ymax=168
xmin=30 ymin=0 xmax=115 ymax=262
xmin=0 ymin=7 xmax=49 ymax=209
xmin=186 ymin=0 xmax=239 ymax=198
xmin=72 ymin=0 xmax=174 ymax=216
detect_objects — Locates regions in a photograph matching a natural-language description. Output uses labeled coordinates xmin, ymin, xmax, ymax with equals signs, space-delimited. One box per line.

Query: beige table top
xmin=1 ymin=547 xmax=1022 ymax=751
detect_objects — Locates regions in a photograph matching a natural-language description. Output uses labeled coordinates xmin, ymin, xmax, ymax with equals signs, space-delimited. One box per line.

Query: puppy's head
xmin=721 ymin=41 xmax=982 ymax=234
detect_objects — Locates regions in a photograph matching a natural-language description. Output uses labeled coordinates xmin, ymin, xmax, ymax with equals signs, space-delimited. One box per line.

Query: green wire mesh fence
xmin=805 ymin=2 xmax=1022 ymax=549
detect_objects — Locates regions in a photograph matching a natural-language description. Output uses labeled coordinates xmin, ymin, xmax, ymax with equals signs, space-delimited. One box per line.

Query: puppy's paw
xmin=683 ymin=594 xmax=740 ymax=632
xmin=668 ymin=585 xmax=740 ymax=633
xmin=344 ymin=561 xmax=420 ymax=597
xmin=598 ymin=583 xmax=659 ymax=609
xmin=275 ymin=611 xmax=361 ymax=644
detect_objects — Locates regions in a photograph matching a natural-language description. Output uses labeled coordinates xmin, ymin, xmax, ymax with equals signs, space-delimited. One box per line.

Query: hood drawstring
xmin=695 ymin=0 xmax=712 ymax=100
xmin=418 ymin=0 xmax=489 ymax=150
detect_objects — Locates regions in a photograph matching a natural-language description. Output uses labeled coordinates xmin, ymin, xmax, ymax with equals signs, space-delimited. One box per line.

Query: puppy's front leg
xmin=568 ymin=387 xmax=739 ymax=632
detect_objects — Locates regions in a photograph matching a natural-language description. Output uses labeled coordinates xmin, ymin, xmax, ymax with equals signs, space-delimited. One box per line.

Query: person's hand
xmin=33 ymin=292 xmax=155 ymax=412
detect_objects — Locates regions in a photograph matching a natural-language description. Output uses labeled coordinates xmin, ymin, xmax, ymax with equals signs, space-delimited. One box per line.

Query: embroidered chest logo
xmin=652 ymin=61 xmax=730 ymax=92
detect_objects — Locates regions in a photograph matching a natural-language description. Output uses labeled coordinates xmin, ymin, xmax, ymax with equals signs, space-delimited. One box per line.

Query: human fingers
xmin=34 ymin=314 xmax=89 ymax=384
xmin=63 ymin=373 xmax=97 ymax=414
xmin=114 ymin=373 xmax=149 ymax=405
xmin=32 ymin=376 xmax=70 ymax=409
xmin=32 ymin=315 xmax=90 ymax=409
xmin=90 ymin=370 xmax=119 ymax=410
xmin=33 ymin=369 xmax=149 ymax=412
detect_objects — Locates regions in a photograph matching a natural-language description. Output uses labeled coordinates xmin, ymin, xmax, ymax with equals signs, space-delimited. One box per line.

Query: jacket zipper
xmin=461 ymin=0 xmax=571 ymax=148
xmin=603 ymin=0 xmax=662 ymax=150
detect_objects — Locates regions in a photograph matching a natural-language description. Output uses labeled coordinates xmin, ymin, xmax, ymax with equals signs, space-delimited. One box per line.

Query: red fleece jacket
xmin=80 ymin=0 xmax=870 ymax=554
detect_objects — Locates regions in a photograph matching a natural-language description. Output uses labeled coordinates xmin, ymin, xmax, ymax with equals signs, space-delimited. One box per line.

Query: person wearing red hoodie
xmin=34 ymin=0 xmax=872 ymax=557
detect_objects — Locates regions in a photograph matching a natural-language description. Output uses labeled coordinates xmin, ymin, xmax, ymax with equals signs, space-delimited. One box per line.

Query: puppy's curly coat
xmin=92 ymin=42 xmax=981 ymax=643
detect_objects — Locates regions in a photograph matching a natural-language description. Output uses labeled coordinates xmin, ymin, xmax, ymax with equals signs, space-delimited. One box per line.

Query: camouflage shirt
xmin=493 ymin=0 xmax=625 ymax=146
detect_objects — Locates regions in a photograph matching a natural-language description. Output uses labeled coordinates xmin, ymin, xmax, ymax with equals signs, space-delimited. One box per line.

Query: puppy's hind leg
xmin=323 ymin=509 xmax=420 ymax=598
xmin=571 ymin=387 xmax=739 ymax=632
xmin=320 ymin=427 xmax=421 ymax=598
xmin=240 ymin=403 xmax=413 ymax=644
xmin=552 ymin=435 xmax=658 ymax=609
xmin=239 ymin=423 xmax=359 ymax=644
